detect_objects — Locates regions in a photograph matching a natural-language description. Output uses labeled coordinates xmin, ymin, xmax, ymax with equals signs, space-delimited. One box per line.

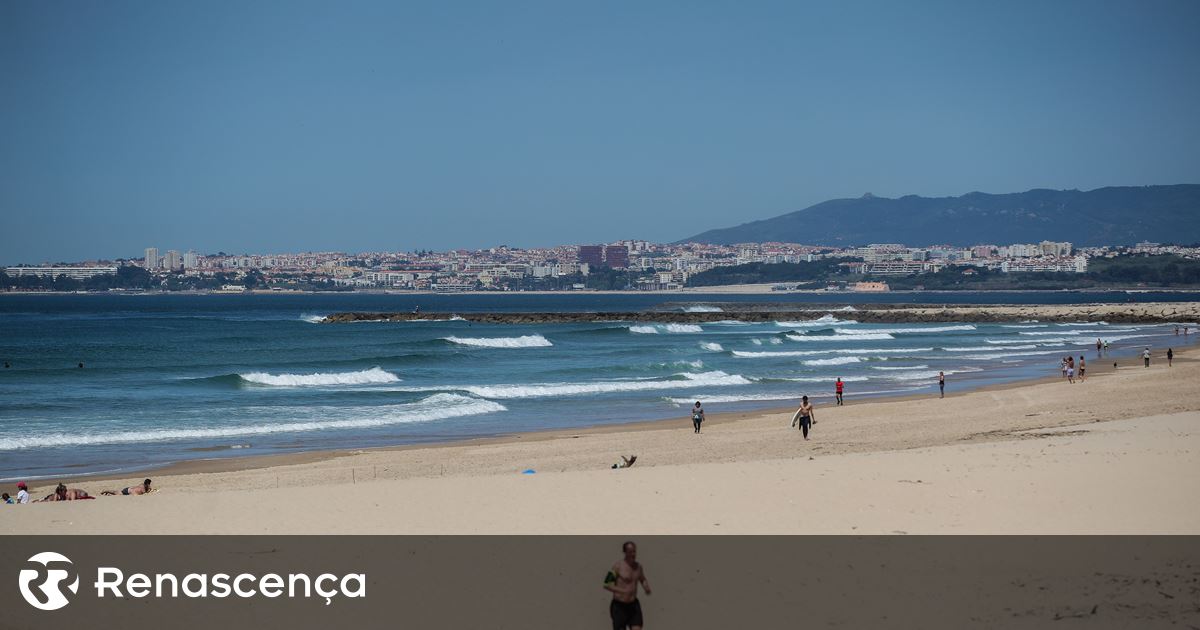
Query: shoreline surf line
xmin=23 ymin=343 xmax=1191 ymax=486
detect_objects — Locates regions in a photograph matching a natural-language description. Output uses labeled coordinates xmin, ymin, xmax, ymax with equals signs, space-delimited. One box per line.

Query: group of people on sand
xmin=683 ymin=372 xmax=951 ymax=444
xmin=3 ymin=479 xmax=152 ymax=504
xmin=1061 ymin=355 xmax=1086 ymax=383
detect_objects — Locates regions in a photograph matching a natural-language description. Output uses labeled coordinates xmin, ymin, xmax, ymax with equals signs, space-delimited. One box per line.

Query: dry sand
xmin=4 ymin=350 xmax=1198 ymax=535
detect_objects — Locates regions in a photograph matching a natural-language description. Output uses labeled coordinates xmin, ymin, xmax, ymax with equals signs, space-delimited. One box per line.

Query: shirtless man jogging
xmin=604 ymin=541 xmax=652 ymax=630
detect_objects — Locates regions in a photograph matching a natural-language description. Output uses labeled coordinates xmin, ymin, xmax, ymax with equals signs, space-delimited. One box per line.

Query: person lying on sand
xmin=612 ymin=455 xmax=637 ymax=469
xmin=38 ymin=483 xmax=94 ymax=501
xmin=101 ymin=479 xmax=153 ymax=496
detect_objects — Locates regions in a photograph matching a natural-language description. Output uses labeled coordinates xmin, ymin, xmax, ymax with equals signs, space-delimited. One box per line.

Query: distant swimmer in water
xmin=3 ymin=362 xmax=9 ymax=368
xmin=77 ymin=362 xmax=84 ymax=368
xmin=101 ymin=479 xmax=153 ymax=496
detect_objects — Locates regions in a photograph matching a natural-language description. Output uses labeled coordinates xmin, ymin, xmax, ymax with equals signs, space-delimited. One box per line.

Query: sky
xmin=2 ymin=1 xmax=1199 ymax=264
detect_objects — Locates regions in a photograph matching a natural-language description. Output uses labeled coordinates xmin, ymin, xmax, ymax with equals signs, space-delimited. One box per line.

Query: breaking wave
xmin=239 ymin=367 xmax=400 ymax=387
xmin=833 ymin=325 xmax=976 ymax=334
xmin=786 ymin=333 xmax=895 ymax=342
xmin=802 ymin=356 xmax=862 ymax=366
xmin=0 ymin=394 xmax=504 ymax=450
xmin=629 ymin=324 xmax=704 ymax=334
xmin=444 ymin=334 xmax=553 ymax=348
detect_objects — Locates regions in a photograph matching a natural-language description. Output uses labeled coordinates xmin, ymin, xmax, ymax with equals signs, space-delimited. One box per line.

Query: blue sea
xmin=2 ymin=291 xmax=1197 ymax=479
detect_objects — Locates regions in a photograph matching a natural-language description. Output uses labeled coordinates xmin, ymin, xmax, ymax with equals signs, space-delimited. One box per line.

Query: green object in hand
xmin=604 ymin=571 xmax=617 ymax=585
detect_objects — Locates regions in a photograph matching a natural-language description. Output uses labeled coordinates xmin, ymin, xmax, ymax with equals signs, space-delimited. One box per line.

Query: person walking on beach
xmin=691 ymin=401 xmax=705 ymax=434
xmin=1096 ymin=338 xmax=1103 ymax=355
xmin=834 ymin=378 xmax=844 ymax=405
xmin=604 ymin=541 xmax=652 ymax=630
xmin=1143 ymin=347 xmax=1152 ymax=368
xmin=1078 ymin=355 xmax=1086 ymax=381
xmin=1167 ymin=348 xmax=1174 ymax=367
xmin=1066 ymin=362 xmax=1075 ymax=384
xmin=1176 ymin=326 xmax=1180 ymax=335
xmin=1104 ymin=340 xmax=1110 ymax=354
xmin=938 ymin=371 xmax=945 ymax=398
xmin=1061 ymin=357 xmax=1068 ymax=379
xmin=791 ymin=396 xmax=815 ymax=440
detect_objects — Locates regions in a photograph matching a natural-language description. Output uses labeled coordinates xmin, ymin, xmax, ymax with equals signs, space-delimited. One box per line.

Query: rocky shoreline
xmin=323 ymin=302 xmax=1200 ymax=324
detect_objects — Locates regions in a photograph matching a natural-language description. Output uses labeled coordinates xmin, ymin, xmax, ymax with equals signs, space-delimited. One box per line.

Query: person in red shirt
xmin=835 ymin=378 xmax=844 ymax=406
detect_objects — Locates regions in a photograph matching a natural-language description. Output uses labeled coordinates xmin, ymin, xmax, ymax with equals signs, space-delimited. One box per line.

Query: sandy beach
xmin=4 ymin=343 xmax=1197 ymax=535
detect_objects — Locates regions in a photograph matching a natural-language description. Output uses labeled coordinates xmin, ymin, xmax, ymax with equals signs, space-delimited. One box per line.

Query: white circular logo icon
xmin=18 ymin=551 xmax=79 ymax=611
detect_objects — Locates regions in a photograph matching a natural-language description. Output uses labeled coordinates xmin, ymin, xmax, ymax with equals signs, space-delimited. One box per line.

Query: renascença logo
xmin=17 ymin=551 xmax=366 ymax=611
xmin=18 ymin=552 xmax=80 ymax=611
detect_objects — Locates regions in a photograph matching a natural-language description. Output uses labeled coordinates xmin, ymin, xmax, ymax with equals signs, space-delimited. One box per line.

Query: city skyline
xmin=3 ymin=1 xmax=1200 ymax=264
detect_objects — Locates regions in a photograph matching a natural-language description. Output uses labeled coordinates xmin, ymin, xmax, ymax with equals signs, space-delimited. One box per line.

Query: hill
xmin=680 ymin=185 xmax=1200 ymax=246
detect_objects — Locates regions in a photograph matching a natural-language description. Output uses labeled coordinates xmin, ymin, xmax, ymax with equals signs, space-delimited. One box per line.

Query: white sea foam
xmin=958 ymin=349 xmax=1076 ymax=360
xmin=837 ymin=306 xmax=858 ymax=312
xmin=449 ymin=315 xmax=467 ymax=321
xmin=943 ymin=344 xmax=1038 ymax=352
xmin=986 ymin=337 xmax=1092 ymax=345
xmin=444 ymin=334 xmax=553 ymax=348
xmin=884 ymin=367 xmax=982 ymax=381
xmin=1099 ymin=333 xmax=1155 ymax=343
xmin=836 ymin=347 xmax=934 ymax=354
xmin=683 ymin=305 xmax=723 ymax=313
xmin=0 ymin=394 xmax=503 ymax=450
xmin=239 ymin=367 xmax=399 ymax=387
xmin=1001 ymin=324 xmax=1043 ymax=329
xmin=1018 ymin=329 xmax=1128 ymax=336
xmin=870 ymin=365 xmax=930 ymax=371
xmin=833 ymin=325 xmax=977 ymax=334
xmin=802 ymin=356 xmax=862 ymax=366
xmin=751 ymin=338 xmax=763 ymax=346
xmin=780 ymin=375 xmax=871 ymax=382
xmin=667 ymin=387 xmax=921 ymax=404
xmin=700 ymin=342 xmax=724 ymax=352
xmin=775 ymin=315 xmax=853 ymax=327
xmin=299 ymin=314 xmax=325 ymax=324
xmin=733 ymin=350 xmax=829 ymax=358
xmin=786 ymin=333 xmax=895 ymax=342
xmin=732 ymin=347 xmax=930 ymax=358
xmin=769 ymin=337 xmax=783 ymax=345
xmin=666 ymin=393 xmax=800 ymax=404
xmin=629 ymin=324 xmax=704 ymax=334
xmin=408 ymin=371 xmax=754 ymax=399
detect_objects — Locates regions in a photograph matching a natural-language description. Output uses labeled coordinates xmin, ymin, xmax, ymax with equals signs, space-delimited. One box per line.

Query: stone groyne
xmin=323 ymin=302 xmax=1200 ymax=325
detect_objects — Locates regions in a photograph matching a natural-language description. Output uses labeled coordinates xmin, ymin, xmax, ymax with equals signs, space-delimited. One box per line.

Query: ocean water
xmin=1 ymin=293 xmax=1197 ymax=478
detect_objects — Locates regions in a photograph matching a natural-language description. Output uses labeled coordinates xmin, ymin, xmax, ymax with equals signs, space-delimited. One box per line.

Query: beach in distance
xmin=5 ymin=342 xmax=1197 ymax=535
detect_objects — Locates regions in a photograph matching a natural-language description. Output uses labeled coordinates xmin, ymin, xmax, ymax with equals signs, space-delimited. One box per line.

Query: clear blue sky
xmin=2 ymin=1 xmax=1198 ymax=264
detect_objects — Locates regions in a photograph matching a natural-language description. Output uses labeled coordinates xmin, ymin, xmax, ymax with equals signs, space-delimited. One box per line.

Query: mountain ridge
xmin=679 ymin=184 xmax=1200 ymax=247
